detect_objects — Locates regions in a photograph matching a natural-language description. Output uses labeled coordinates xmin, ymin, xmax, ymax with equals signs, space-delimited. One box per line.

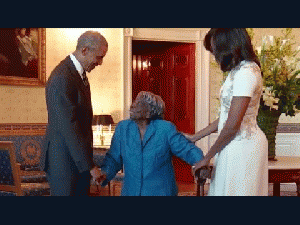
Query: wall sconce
xmin=92 ymin=115 xmax=114 ymax=146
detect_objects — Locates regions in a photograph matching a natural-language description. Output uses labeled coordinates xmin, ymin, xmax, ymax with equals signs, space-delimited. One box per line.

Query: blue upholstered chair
xmin=0 ymin=141 xmax=50 ymax=196
xmin=0 ymin=135 xmax=45 ymax=171
xmin=0 ymin=135 xmax=48 ymax=185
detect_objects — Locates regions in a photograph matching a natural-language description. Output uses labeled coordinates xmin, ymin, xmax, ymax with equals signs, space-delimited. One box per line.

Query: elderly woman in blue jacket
xmin=99 ymin=91 xmax=204 ymax=196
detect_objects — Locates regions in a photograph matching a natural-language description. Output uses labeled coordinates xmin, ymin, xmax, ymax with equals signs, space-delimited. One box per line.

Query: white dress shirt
xmin=70 ymin=54 xmax=85 ymax=80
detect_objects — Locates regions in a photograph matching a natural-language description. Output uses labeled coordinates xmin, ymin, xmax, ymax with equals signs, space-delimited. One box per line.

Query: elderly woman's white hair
xmin=130 ymin=91 xmax=165 ymax=120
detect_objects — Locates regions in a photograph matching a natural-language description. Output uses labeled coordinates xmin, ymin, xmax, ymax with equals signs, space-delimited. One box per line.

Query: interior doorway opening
xmin=132 ymin=39 xmax=196 ymax=183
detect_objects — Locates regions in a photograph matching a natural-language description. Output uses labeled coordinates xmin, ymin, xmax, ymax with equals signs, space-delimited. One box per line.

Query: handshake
xmin=90 ymin=166 xmax=107 ymax=185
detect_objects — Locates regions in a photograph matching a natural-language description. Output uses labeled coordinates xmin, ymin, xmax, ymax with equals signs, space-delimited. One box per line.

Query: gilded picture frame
xmin=0 ymin=28 xmax=46 ymax=86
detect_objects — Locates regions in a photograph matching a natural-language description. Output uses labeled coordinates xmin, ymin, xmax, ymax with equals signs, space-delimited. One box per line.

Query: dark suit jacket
xmin=41 ymin=56 xmax=94 ymax=173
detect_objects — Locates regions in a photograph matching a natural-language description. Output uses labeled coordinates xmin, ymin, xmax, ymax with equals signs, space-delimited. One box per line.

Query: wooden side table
xmin=268 ymin=156 xmax=300 ymax=196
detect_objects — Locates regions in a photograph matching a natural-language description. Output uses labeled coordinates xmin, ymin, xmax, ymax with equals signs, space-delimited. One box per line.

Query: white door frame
xmin=123 ymin=28 xmax=211 ymax=154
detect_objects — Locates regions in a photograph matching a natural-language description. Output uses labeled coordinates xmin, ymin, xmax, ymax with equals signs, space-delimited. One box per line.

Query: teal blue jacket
xmin=100 ymin=119 xmax=203 ymax=196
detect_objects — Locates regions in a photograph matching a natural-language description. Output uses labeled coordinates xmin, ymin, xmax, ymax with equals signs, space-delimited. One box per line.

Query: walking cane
xmin=194 ymin=166 xmax=213 ymax=196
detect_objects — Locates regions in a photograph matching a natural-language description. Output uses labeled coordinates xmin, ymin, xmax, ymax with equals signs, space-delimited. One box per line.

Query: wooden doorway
xmin=132 ymin=40 xmax=196 ymax=183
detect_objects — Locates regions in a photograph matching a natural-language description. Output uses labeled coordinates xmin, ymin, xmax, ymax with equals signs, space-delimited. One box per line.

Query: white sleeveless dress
xmin=208 ymin=60 xmax=268 ymax=196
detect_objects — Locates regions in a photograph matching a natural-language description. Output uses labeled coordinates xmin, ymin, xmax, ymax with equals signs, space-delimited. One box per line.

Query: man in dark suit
xmin=42 ymin=31 xmax=108 ymax=196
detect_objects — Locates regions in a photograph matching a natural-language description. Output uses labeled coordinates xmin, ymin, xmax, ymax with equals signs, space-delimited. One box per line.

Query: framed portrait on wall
xmin=0 ymin=28 xmax=46 ymax=86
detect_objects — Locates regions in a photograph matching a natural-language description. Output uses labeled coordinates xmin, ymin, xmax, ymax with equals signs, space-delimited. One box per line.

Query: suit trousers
xmin=46 ymin=138 xmax=91 ymax=196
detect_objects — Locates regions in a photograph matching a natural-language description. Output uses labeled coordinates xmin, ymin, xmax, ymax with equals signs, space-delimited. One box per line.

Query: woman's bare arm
xmin=193 ymin=96 xmax=251 ymax=170
xmin=188 ymin=119 xmax=219 ymax=143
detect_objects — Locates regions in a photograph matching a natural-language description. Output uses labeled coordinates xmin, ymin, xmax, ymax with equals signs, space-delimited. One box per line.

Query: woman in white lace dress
xmin=187 ymin=28 xmax=268 ymax=196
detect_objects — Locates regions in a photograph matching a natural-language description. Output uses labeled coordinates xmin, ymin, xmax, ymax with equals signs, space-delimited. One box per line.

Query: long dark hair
xmin=204 ymin=28 xmax=262 ymax=74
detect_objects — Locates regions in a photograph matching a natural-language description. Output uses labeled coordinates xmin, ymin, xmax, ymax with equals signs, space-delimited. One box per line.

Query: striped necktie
xmin=82 ymin=71 xmax=89 ymax=86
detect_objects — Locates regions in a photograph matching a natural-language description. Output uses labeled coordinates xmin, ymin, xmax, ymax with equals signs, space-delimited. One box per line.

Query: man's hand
xmin=90 ymin=166 xmax=106 ymax=185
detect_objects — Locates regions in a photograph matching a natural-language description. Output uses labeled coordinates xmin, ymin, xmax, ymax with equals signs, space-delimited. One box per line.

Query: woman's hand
xmin=193 ymin=157 xmax=210 ymax=175
xmin=182 ymin=133 xmax=196 ymax=143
